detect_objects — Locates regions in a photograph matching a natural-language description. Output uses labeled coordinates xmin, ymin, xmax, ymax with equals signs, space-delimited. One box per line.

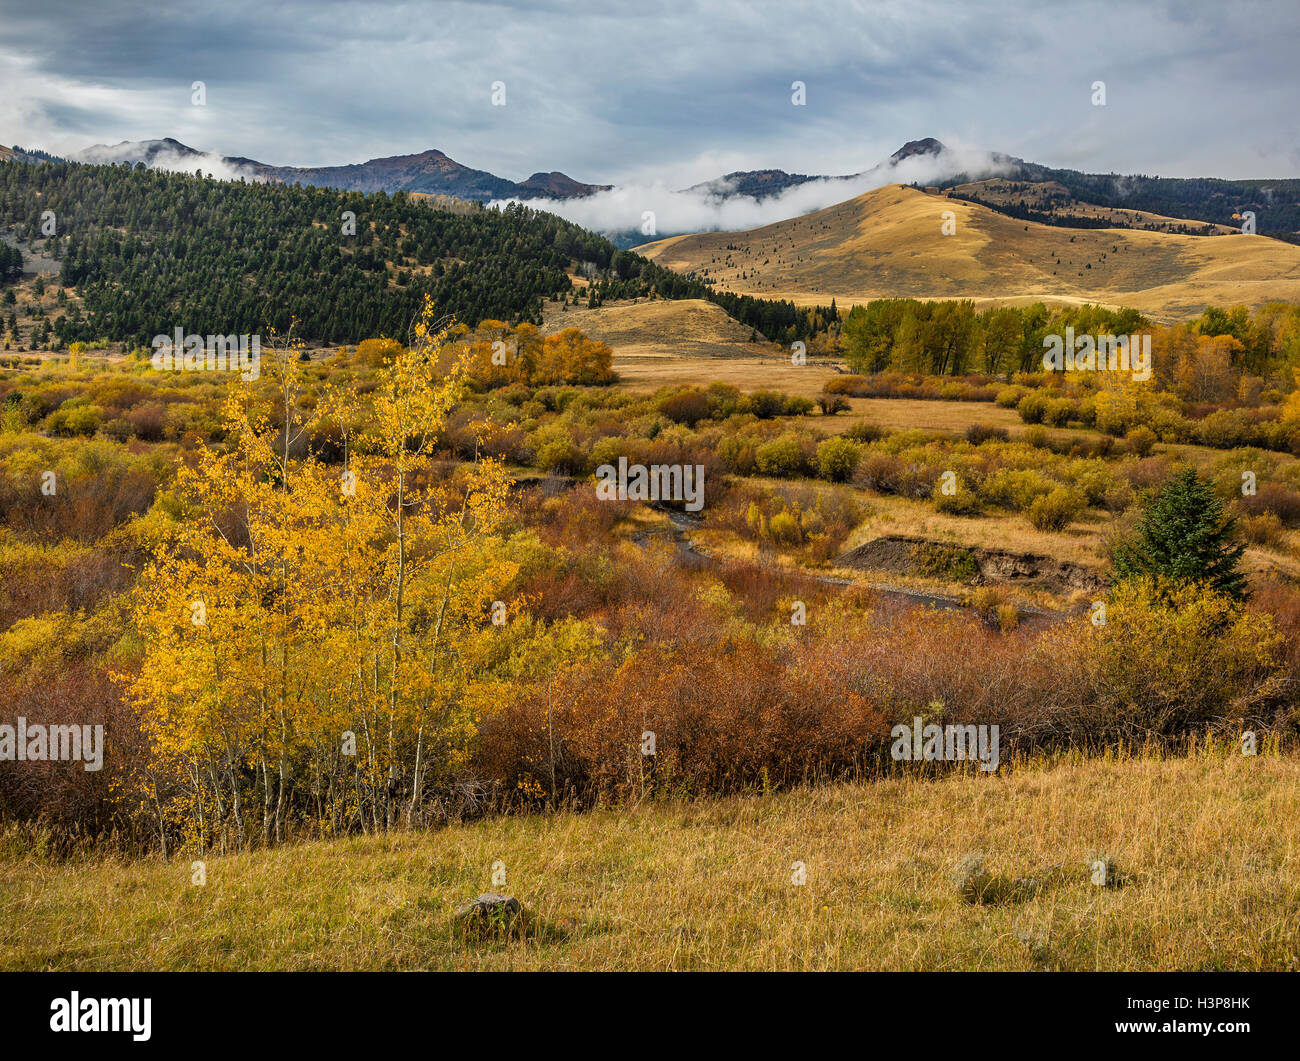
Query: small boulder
xmin=453 ymin=893 xmax=524 ymax=937
xmin=954 ymin=853 xmax=1038 ymax=905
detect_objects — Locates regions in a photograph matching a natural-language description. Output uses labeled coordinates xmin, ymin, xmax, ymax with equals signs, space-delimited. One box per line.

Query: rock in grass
xmin=453 ymin=893 xmax=524 ymax=937
xmin=1088 ymin=854 xmax=1130 ymax=889
xmin=954 ymin=853 xmax=1038 ymax=905
xmin=955 ymin=853 xmax=998 ymax=904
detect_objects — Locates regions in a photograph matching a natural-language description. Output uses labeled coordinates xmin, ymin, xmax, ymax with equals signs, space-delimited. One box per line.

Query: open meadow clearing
xmin=5 ymin=751 xmax=1298 ymax=972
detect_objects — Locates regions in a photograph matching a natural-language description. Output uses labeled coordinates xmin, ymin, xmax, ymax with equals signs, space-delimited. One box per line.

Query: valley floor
xmin=3 ymin=752 xmax=1297 ymax=971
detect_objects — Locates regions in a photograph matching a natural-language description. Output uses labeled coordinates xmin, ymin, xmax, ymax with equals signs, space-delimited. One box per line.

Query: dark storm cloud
xmin=0 ymin=0 xmax=311 ymax=82
xmin=1 ymin=0 xmax=1297 ymax=182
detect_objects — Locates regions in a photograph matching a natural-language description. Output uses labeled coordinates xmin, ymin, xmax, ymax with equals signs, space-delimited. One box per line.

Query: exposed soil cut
xmin=834 ymin=535 xmax=1109 ymax=595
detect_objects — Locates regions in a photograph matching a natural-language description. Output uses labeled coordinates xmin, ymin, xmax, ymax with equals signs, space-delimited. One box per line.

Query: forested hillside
xmin=0 ymin=159 xmax=832 ymax=347
xmin=0 ymin=159 xmax=616 ymax=344
xmin=947 ymin=164 xmax=1300 ymax=244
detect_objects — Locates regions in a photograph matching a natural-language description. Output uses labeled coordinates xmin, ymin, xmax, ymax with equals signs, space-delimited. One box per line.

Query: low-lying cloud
xmin=498 ymin=145 xmax=1013 ymax=241
xmin=72 ymin=142 xmax=259 ymax=183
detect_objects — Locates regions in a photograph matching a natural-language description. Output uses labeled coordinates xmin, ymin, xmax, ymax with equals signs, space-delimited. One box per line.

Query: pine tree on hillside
xmin=1113 ymin=467 xmax=1247 ymax=601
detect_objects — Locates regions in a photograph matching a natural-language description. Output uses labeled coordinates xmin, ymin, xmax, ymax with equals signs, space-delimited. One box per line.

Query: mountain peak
xmin=73 ymin=137 xmax=210 ymax=167
xmin=891 ymin=138 xmax=947 ymax=162
xmin=515 ymin=171 xmax=612 ymax=198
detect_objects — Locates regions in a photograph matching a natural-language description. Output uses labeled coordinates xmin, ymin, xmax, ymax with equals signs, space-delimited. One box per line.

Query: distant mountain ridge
xmin=71 ymin=138 xmax=611 ymax=202
xmin=17 ymin=135 xmax=1300 ymax=242
xmin=684 ymin=139 xmax=1300 ymax=244
xmin=682 ymin=138 xmax=969 ymax=202
xmin=70 ymin=135 xmax=993 ymax=206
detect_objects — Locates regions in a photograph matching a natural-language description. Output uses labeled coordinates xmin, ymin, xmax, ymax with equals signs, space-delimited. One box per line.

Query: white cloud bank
xmin=496 ymin=144 xmax=1014 ymax=239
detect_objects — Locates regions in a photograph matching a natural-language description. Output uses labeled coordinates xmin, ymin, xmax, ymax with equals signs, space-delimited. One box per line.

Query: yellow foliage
xmin=457 ymin=321 xmax=612 ymax=387
xmin=353 ymin=337 xmax=403 ymax=369
xmin=1280 ymin=389 xmax=1300 ymax=424
xmin=1069 ymin=579 xmax=1284 ymax=736
xmin=123 ymin=296 xmax=520 ymax=849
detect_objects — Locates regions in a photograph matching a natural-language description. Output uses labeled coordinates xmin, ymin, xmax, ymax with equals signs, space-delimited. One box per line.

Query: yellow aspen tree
xmin=123 ymin=296 xmax=518 ymax=848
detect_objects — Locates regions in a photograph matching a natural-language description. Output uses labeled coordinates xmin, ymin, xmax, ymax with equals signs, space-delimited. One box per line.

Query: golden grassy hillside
xmin=607 ymin=354 xmax=839 ymax=398
xmin=538 ymin=296 xmax=834 ymax=393
xmin=637 ymin=185 xmax=1300 ymax=319
xmin=4 ymin=751 xmax=1296 ymax=971
xmin=541 ymin=297 xmax=759 ymax=359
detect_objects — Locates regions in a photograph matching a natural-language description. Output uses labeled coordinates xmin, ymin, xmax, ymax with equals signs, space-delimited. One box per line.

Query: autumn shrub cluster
xmin=477 ymin=636 xmax=892 ymax=803
xmin=1 ymin=368 xmax=230 ymax=444
xmin=1015 ymin=384 xmax=1300 ymax=453
xmin=474 ymin=553 xmax=1295 ymax=810
xmin=454 ymin=320 xmax=616 ymax=387
xmin=704 ymin=479 xmax=863 ymax=561
xmin=3 ymin=467 xmax=1296 ymax=850
xmin=825 ymin=372 xmax=1000 ymax=402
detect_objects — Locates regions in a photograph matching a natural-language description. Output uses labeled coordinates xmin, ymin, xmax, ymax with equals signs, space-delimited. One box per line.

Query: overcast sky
xmin=2 ymin=0 xmax=1297 ymax=185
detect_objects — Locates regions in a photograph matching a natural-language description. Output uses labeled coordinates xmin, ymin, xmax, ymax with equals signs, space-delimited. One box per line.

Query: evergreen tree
xmin=0 ymin=243 xmax=22 ymax=279
xmin=1113 ymin=468 xmax=1247 ymax=601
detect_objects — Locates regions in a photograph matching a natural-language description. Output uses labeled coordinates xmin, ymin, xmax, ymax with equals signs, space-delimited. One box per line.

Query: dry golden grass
xmin=637 ymin=184 xmax=1300 ymax=319
xmin=614 ymin=353 xmax=838 ymax=398
xmin=833 ymin=490 xmax=1114 ymax=569
xmin=537 ymin=296 xmax=839 ymax=393
xmin=813 ymin=397 xmax=1022 ymax=434
xmin=541 ymin=297 xmax=761 ymax=359
xmin=3 ymin=752 xmax=1297 ymax=970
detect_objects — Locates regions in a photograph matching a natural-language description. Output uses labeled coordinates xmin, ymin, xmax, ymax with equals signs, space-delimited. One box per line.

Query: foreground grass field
xmin=3 ymin=751 xmax=1297 ymax=971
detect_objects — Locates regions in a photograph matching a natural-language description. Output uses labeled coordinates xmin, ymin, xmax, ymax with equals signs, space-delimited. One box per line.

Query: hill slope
xmin=637 ymin=185 xmax=1300 ymax=318
xmin=541 ymin=297 xmax=759 ymax=359
xmin=0 ymin=158 xmax=619 ymax=344
xmin=944 ymin=177 xmax=1242 ymax=237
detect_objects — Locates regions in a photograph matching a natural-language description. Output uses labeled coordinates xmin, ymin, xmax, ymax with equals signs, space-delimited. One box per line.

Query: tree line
xmin=839 ymin=298 xmax=1300 ymax=380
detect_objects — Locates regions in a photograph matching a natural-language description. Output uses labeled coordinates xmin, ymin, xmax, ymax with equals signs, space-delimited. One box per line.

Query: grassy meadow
xmin=4 ymin=749 xmax=1298 ymax=972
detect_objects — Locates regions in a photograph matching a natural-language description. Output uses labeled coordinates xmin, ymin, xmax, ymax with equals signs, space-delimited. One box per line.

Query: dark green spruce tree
xmin=1113 ymin=467 xmax=1247 ymax=601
